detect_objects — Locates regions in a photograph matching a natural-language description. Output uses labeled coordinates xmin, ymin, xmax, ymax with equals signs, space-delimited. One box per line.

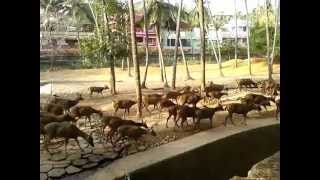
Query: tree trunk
xmin=270 ymin=0 xmax=279 ymax=74
xmin=141 ymin=0 xmax=149 ymax=89
xmin=245 ymin=0 xmax=252 ymax=75
xmin=265 ymin=0 xmax=272 ymax=81
xmin=171 ymin=0 xmax=183 ymax=89
xmin=199 ymin=0 xmax=206 ymax=90
xmin=179 ymin=38 xmax=193 ymax=80
xmin=127 ymin=56 xmax=132 ymax=76
xmin=215 ymin=30 xmax=224 ymax=77
xmin=128 ymin=0 xmax=142 ymax=118
xmin=234 ymin=0 xmax=238 ymax=68
xmin=102 ymin=0 xmax=116 ymax=94
xmin=155 ymin=24 xmax=169 ymax=87
xmin=121 ymin=59 xmax=125 ymax=70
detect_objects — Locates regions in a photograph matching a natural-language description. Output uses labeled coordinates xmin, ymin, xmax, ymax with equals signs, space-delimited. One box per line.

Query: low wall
xmin=89 ymin=119 xmax=280 ymax=180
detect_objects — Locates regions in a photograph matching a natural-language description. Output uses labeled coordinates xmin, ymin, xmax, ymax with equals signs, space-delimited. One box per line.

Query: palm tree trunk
xmin=215 ymin=30 xmax=224 ymax=77
xmin=234 ymin=0 xmax=238 ymax=68
xmin=155 ymin=24 xmax=169 ymax=87
xmin=265 ymin=0 xmax=272 ymax=81
xmin=126 ymin=15 xmax=133 ymax=77
xmin=270 ymin=0 xmax=279 ymax=73
xmin=199 ymin=0 xmax=206 ymax=90
xmin=121 ymin=59 xmax=125 ymax=70
xmin=127 ymin=56 xmax=132 ymax=76
xmin=179 ymin=38 xmax=193 ymax=80
xmin=128 ymin=0 xmax=142 ymax=118
xmin=244 ymin=0 xmax=252 ymax=75
xmin=141 ymin=0 xmax=149 ymax=89
xmin=171 ymin=0 xmax=183 ymax=89
xmin=102 ymin=0 xmax=116 ymax=94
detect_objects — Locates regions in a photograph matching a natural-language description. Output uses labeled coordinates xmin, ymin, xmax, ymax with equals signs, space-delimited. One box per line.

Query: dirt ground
xmin=40 ymin=60 xmax=280 ymax=179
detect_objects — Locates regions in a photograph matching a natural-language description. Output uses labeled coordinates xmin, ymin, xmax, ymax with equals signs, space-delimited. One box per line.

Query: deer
xmin=88 ymin=85 xmax=109 ymax=96
xmin=194 ymin=104 xmax=224 ymax=129
xmin=112 ymin=99 xmax=136 ymax=118
xmin=42 ymin=121 xmax=94 ymax=155
xmin=114 ymin=124 xmax=156 ymax=151
xmin=50 ymin=94 xmax=84 ymax=113
xmin=224 ymin=102 xmax=262 ymax=126
xmin=70 ymin=106 xmax=103 ymax=128
xmin=142 ymin=94 xmax=163 ymax=114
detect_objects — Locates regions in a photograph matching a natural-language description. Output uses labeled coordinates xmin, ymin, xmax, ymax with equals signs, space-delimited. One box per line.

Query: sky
xmin=132 ymin=0 xmax=278 ymax=15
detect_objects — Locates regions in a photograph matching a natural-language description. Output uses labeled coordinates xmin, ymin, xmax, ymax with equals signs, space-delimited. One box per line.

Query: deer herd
xmin=40 ymin=78 xmax=280 ymax=155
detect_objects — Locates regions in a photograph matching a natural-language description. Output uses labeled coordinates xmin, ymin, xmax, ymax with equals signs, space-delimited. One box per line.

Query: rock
xmin=128 ymin=148 xmax=137 ymax=155
xmin=40 ymin=173 xmax=47 ymax=180
xmin=248 ymin=152 xmax=280 ymax=179
xmin=100 ymin=160 xmax=113 ymax=167
xmin=103 ymin=152 xmax=119 ymax=160
xmin=50 ymin=153 xmax=66 ymax=161
xmin=88 ymin=155 xmax=105 ymax=163
xmin=93 ymin=148 xmax=105 ymax=155
xmin=48 ymin=168 xmax=66 ymax=178
xmin=81 ymin=148 xmax=92 ymax=155
xmin=137 ymin=146 xmax=147 ymax=152
xmin=82 ymin=154 xmax=92 ymax=158
xmin=53 ymin=160 xmax=71 ymax=168
xmin=67 ymin=152 xmax=82 ymax=161
xmin=72 ymin=159 xmax=88 ymax=167
xmin=65 ymin=165 xmax=82 ymax=174
xmin=82 ymin=162 xmax=98 ymax=169
xmin=40 ymin=164 xmax=53 ymax=173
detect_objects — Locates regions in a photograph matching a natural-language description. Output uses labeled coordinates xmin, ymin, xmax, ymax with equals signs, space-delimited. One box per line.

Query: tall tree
xmin=244 ymin=0 xmax=252 ymax=75
xmin=141 ymin=0 xmax=150 ymax=88
xmin=265 ymin=0 xmax=272 ymax=80
xmin=101 ymin=0 xmax=117 ymax=95
xmin=166 ymin=1 xmax=193 ymax=81
xmin=234 ymin=0 xmax=239 ymax=68
xmin=128 ymin=0 xmax=142 ymax=117
xmin=171 ymin=0 xmax=183 ymax=89
xmin=270 ymin=0 xmax=279 ymax=74
xmin=198 ymin=0 xmax=206 ymax=90
xmin=141 ymin=1 xmax=187 ymax=88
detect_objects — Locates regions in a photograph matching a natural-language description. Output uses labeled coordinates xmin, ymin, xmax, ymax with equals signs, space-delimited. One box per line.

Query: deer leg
xmin=64 ymin=138 xmax=69 ymax=156
xmin=263 ymin=105 xmax=268 ymax=111
xmin=144 ymin=105 xmax=151 ymax=115
xmin=210 ymin=117 xmax=213 ymax=128
xmin=243 ymin=114 xmax=248 ymax=125
xmin=75 ymin=139 xmax=84 ymax=152
xmin=166 ymin=114 xmax=171 ymax=128
xmin=229 ymin=114 xmax=236 ymax=125
xmin=88 ymin=116 xmax=92 ymax=129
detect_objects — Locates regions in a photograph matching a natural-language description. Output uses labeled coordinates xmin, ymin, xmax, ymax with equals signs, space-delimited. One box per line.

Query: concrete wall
xmin=123 ymin=124 xmax=279 ymax=180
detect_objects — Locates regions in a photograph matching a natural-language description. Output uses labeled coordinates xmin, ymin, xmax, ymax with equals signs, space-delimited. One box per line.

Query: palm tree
xmin=128 ymin=0 xmax=143 ymax=117
xmin=171 ymin=0 xmax=183 ymax=89
xmin=270 ymin=0 xmax=279 ymax=74
xmin=234 ymin=0 xmax=238 ymax=68
xmin=244 ymin=0 xmax=252 ymax=75
xmin=141 ymin=0 xmax=150 ymax=89
xmin=265 ymin=0 xmax=272 ymax=81
xmin=198 ymin=0 xmax=206 ymax=90
xmin=101 ymin=0 xmax=117 ymax=95
xmin=166 ymin=2 xmax=193 ymax=81
xmin=142 ymin=0 xmax=188 ymax=88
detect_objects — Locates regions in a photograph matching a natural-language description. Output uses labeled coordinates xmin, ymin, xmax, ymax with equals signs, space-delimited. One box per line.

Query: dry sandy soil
xmin=40 ymin=60 xmax=280 ymax=179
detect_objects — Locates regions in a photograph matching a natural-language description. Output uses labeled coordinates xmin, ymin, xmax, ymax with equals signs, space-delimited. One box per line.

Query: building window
xmin=243 ymin=27 xmax=246 ymax=32
xmin=136 ymin=37 xmax=143 ymax=43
